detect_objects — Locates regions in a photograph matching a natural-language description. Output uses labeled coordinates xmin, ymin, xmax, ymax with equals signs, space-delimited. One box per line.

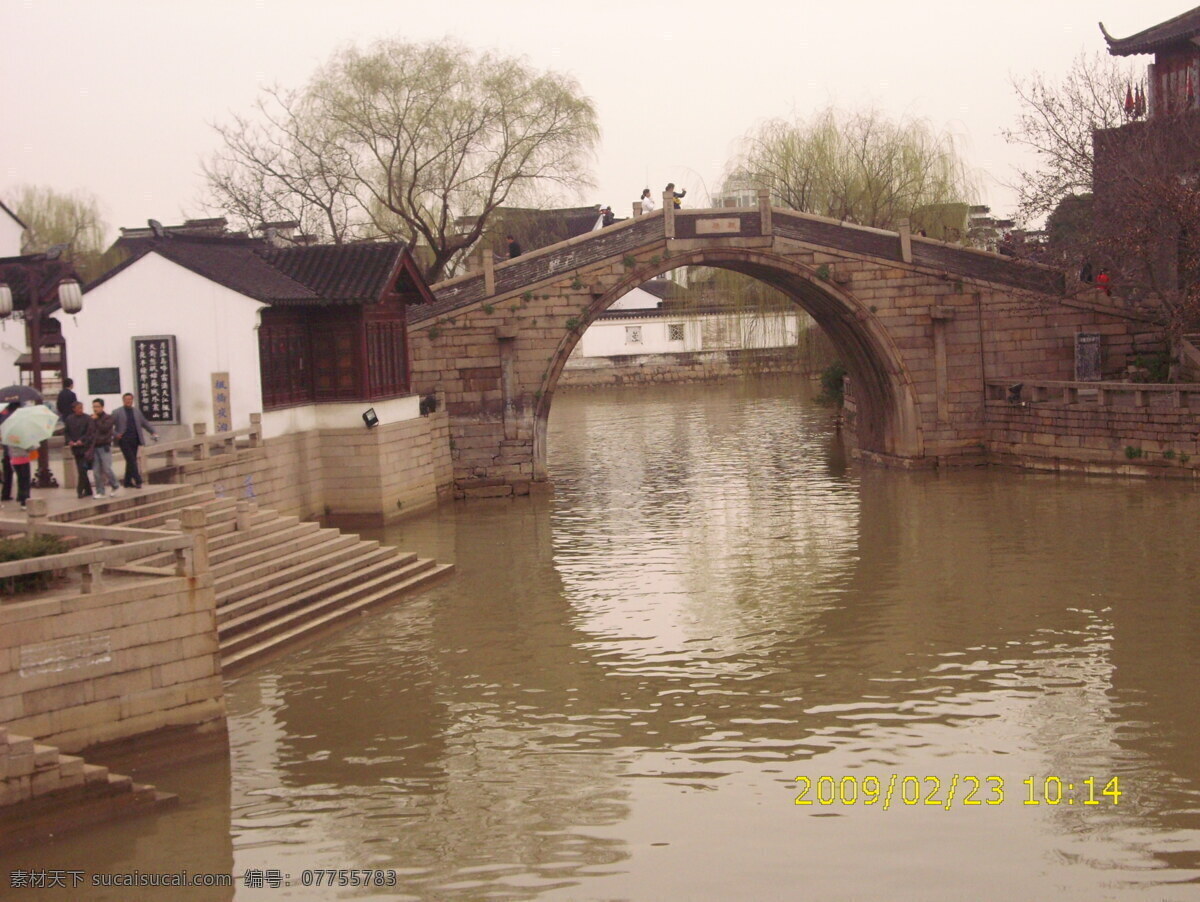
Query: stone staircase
xmin=0 ymin=726 xmax=173 ymax=850
xmin=56 ymin=486 xmax=452 ymax=674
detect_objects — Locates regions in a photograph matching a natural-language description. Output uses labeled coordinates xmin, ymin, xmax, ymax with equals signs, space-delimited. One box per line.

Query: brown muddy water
xmin=4 ymin=376 xmax=1200 ymax=901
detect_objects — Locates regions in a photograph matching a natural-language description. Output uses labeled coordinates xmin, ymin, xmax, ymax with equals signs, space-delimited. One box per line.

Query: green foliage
xmin=6 ymin=185 xmax=114 ymax=283
xmin=622 ymin=255 xmax=637 ymax=269
xmin=427 ymin=327 xmax=441 ymax=340
xmin=522 ymin=291 xmax=533 ymax=302
xmin=1164 ymin=449 xmax=1176 ymax=460
xmin=649 ymin=255 xmax=661 ymax=266
xmin=1131 ymin=353 xmax=1172 ymax=384
xmin=815 ymin=263 xmax=831 ymax=281
xmin=1180 ymin=452 xmax=1191 ymax=464
xmin=726 ymin=107 xmax=976 ymax=230
xmin=0 ymin=535 xmax=68 ymax=595
xmin=816 ymin=361 xmax=848 ymax=406
xmin=206 ymin=38 xmax=600 ymax=282
xmin=1124 ymin=446 xmax=1143 ymax=459
xmin=570 ymin=277 xmax=583 ymax=290
xmin=565 ymin=317 xmax=580 ymax=330
xmin=481 ymin=303 xmax=494 ymax=314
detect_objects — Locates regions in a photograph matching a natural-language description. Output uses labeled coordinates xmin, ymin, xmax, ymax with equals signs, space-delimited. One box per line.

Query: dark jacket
xmin=64 ymin=412 xmax=96 ymax=451
xmin=112 ymin=405 xmax=156 ymax=445
xmin=55 ymin=388 xmax=77 ymax=420
xmin=92 ymin=412 xmax=116 ymax=448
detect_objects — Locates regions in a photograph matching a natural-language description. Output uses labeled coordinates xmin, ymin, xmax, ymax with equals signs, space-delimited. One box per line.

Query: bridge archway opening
xmin=533 ymin=247 xmax=924 ymax=478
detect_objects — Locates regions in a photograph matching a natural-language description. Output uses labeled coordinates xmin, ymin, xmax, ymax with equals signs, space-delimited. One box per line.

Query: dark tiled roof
xmin=638 ymin=279 xmax=681 ymax=300
xmin=259 ymin=243 xmax=404 ymax=304
xmin=1103 ymin=7 xmax=1200 ymax=56
xmin=85 ymin=236 xmax=411 ymax=306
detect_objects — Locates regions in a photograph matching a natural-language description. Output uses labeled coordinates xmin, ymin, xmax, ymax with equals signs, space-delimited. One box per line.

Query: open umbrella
xmin=0 ymin=385 xmax=42 ymax=405
xmin=0 ymin=404 xmax=60 ymax=450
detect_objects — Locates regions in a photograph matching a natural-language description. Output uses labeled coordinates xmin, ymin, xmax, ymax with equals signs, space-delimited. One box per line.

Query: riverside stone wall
xmin=156 ymin=410 xmax=453 ymax=527
xmin=986 ymin=399 xmax=1200 ymax=477
xmin=0 ymin=573 xmax=224 ymax=753
xmin=559 ymin=348 xmax=818 ymax=388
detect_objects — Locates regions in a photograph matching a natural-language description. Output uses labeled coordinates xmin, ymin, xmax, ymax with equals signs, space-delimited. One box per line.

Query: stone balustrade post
xmin=482 ymin=250 xmax=496 ymax=297
xmin=249 ymin=413 xmax=263 ymax=447
xmin=758 ymin=189 xmax=772 ymax=236
xmin=235 ymin=501 xmax=253 ymax=532
xmin=25 ymin=498 xmax=46 ymax=535
xmin=61 ymin=447 xmax=76 ymax=491
xmin=663 ymin=191 xmax=675 ymax=239
xmin=898 ymin=219 xmax=913 ymax=264
xmin=80 ymin=562 xmax=104 ymax=594
xmin=193 ymin=423 xmax=209 ymax=460
xmin=178 ymin=506 xmax=209 ymax=578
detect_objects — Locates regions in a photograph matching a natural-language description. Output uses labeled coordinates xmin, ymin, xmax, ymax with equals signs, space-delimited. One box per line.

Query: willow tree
xmin=724 ymin=108 xmax=976 ymax=230
xmin=5 ymin=185 xmax=114 ymax=282
xmin=206 ymin=39 xmax=599 ymax=282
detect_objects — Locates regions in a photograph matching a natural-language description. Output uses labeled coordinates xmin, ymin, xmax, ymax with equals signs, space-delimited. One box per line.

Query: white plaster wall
xmin=56 ymin=253 xmax=265 ymax=438
xmin=0 ymin=211 xmax=23 ymax=257
xmin=261 ymin=394 xmax=420 ymax=440
xmin=578 ymin=312 xmax=799 ymax=358
xmin=607 ymin=285 xmax=661 ymax=311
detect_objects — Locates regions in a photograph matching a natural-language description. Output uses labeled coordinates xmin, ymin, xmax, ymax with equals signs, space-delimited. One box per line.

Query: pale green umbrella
xmin=1 ymin=404 xmax=60 ymax=450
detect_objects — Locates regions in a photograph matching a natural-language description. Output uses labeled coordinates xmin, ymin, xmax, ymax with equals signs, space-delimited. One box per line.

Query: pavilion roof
xmin=1102 ymin=6 xmax=1200 ymax=56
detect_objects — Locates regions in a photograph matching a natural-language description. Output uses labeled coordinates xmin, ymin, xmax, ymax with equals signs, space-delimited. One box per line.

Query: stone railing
xmin=0 ymin=500 xmax=208 ymax=597
xmin=986 ymin=379 xmax=1200 ymax=409
xmin=141 ymin=413 xmax=263 ymax=472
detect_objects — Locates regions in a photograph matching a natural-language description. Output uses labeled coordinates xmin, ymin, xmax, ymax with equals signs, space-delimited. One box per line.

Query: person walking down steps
xmin=112 ymin=393 xmax=157 ymax=489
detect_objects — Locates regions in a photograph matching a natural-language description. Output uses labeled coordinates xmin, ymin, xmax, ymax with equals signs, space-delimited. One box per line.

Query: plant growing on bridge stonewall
xmin=205 ymin=39 xmax=599 ymax=283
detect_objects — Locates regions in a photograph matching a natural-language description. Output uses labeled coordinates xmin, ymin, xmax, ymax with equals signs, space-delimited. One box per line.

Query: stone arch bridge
xmin=408 ymin=203 xmax=1153 ymax=492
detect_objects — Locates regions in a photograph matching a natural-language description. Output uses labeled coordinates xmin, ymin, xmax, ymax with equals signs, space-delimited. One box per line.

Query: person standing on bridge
xmin=507 ymin=235 xmax=522 ymax=258
xmin=665 ymin=183 xmax=686 ymax=209
xmin=640 ymin=188 xmax=656 ymax=214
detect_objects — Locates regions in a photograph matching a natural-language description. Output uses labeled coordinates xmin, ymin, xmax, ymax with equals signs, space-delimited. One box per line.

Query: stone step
xmin=208 ymin=520 xmax=323 ymax=568
xmin=219 ymin=550 xmax=422 ymax=639
xmin=215 ymin=535 xmax=382 ymax=608
xmin=49 ymin=484 xmax=202 ymax=523
xmin=212 ymin=533 xmax=363 ymax=598
xmin=216 ymin=544 xmax=401 ymax=625
xmin=221 ymin=561 xmax=453 ymax=672
xmin=69 ymin=491 xmax=215 ymax=527
xmin=117 ymin=497 xmax=239 ymax=532
xmin=135 ymin=510 xmax=284 ymax=567
xmin=209 ymin=526 xmax=346 ymax=582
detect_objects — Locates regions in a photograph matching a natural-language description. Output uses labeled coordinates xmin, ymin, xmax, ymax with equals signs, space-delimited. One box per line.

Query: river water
xmin=5 ymin=376 xmax=1200 ymax=901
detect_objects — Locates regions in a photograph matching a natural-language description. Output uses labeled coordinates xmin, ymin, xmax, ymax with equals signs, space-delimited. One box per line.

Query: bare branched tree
xmin=205 ymin=87 xmax=359 ymax=244
xmin=1002 ymin=52 xmax=1135 ymax=223
xmin=725 ymin=108 xmax=976 ymax=230
xmin=206 ymin=39 xmax=599 ymax=282
xmin=5 ymin=185 xmax=113 ymax=282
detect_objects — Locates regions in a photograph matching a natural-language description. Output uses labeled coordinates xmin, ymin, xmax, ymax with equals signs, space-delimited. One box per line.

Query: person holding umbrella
xmin=0 ymin=402 xmax=18 ymax=505
xmin=0 ymin=404 xmax=59 ymax=511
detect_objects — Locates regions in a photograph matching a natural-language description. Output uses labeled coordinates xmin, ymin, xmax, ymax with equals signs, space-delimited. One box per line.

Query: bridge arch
xmin=532 ymin=246 xmax=926 ymax=478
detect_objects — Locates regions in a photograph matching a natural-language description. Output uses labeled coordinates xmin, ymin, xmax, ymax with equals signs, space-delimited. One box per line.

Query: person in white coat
xmin=640 ymin=188 xmax=656 ymax=214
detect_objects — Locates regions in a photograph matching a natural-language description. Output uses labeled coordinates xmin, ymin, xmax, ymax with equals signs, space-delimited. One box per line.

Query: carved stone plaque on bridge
xmin=695 ymin=218 xmax=742 ymax=235
xmin=1075 ymin=332 xmax=1102 ymax=382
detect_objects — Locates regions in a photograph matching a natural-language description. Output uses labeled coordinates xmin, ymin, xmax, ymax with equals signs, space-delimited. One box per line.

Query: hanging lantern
xmin=0 ymin=284 xmax=11 ymax=318
xmin=57 ymin=280 xmax=82 ymax=315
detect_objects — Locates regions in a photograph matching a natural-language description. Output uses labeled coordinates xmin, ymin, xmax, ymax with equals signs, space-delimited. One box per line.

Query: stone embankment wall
xmin=156 ymin=411 xmax=453 ymax=527
xmin=0 ymin=573 xmax=224 ymax=753
xmin=986 ymin=400 xmax=1200 ymax=477
xmin=559 ymin=348 xmax=818 ymax=388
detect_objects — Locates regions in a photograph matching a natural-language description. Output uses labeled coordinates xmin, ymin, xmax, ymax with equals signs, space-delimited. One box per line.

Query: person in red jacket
xmin=1096 ymin=270 xmax=1111 ymax=297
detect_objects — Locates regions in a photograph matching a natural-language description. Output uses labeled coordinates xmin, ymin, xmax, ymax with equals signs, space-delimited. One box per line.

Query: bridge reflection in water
xmin=6 ymin=377 xmax=1199 ymax=901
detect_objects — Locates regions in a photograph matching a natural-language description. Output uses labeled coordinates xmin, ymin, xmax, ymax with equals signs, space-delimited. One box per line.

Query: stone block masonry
xmin=0 ymin=572 xmax=224 ymax=753
xmin=158 ymin=409 xmax=454 ymax=528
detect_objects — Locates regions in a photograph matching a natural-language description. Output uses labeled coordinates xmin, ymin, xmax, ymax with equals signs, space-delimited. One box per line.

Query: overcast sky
xmin=0 ymin=0 xmax=1185 ymax=240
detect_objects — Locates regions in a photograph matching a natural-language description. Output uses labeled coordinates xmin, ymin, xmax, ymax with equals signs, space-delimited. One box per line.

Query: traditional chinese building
xmin=62 ymin=231 xmax=430 ymax=435
xmin=1093 ymin=7 xmax=1200 ymax=301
